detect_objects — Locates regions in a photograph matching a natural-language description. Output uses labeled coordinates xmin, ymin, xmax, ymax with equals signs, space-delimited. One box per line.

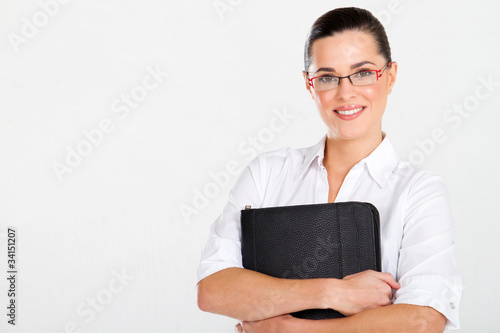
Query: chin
xmin=329 ymin=126 xmax=379 ymax=142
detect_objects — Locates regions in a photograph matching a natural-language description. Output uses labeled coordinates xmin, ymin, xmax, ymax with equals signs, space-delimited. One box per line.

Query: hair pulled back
xmin=304 ymin=7 xmax=392 ymax=71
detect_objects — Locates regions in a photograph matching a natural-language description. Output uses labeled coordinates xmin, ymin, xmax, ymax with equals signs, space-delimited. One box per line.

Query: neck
xmin=323 ymin=131 xmax=384 ymax=176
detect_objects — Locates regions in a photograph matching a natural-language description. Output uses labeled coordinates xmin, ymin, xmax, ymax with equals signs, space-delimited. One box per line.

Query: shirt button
xmin=450 ymin=302 xmax=455 ymax=309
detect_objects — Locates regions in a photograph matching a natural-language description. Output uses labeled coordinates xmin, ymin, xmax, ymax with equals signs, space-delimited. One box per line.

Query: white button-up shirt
xmin=197 ymin=134 xmax=461 ymax=329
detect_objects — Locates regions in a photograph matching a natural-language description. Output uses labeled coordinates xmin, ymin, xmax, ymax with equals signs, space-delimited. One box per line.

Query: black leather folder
xmin=241 ymin=201 xmax=381 ymax=320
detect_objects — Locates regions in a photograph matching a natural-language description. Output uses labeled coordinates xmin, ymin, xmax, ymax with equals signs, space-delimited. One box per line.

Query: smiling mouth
xmin=335 ymin=107 xmax=365 ymax=115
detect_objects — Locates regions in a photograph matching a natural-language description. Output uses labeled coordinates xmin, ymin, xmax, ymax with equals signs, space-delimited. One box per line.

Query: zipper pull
xmin=245 ymin=205 xmax=252 ymax=210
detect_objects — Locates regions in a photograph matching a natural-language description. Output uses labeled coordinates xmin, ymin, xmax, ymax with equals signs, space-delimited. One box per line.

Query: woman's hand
xmin=336 ymin=270 xmax=400 ymax=316
xmin=235 ymin=314 xmax=301 ymax=333
xmin=233 ymin=270 xmax=401 ymax=332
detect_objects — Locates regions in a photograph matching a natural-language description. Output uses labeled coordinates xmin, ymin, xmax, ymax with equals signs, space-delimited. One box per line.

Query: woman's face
xmin=304 ymin=30 xmax=397 ymax=142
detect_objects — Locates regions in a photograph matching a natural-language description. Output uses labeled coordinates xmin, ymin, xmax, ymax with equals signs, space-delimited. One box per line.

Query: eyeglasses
xmin=307 ymin=62 xmax=392 ymax=92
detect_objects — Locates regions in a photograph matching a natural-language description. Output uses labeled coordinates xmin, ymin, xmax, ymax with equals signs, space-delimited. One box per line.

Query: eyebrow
xmin=313 ymin=61 xmax=377 ymax=74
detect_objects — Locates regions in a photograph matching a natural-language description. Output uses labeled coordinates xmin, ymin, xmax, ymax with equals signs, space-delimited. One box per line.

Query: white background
xmin=1 ymin=0 xmax=499 ymax=332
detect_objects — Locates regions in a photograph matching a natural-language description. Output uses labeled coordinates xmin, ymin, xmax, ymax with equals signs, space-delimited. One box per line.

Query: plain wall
xmin=1 ymin=0 xmax=499 ymax=331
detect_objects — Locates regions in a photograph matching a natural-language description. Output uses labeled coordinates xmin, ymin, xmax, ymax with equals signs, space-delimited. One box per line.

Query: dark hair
xmin=304 ymin=7 xmax=392 ymax=71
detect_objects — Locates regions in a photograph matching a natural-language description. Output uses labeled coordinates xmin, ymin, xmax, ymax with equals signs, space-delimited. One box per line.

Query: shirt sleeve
xmin=196 ymin=157 xmax=263 ymax=284
xmin=394 ymin=171 xmax=462 ymax=330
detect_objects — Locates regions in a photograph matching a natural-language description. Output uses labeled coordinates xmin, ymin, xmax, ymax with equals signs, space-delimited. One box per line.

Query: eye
xmin=354 ymin=70 xmax=375 ymax=78
xmin=317 ymin=75 xmax=337 ymax=84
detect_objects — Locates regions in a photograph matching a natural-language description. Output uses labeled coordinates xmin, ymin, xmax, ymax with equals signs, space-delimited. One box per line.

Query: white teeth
xmin=336 ymin=107 xmax=363 ymax=115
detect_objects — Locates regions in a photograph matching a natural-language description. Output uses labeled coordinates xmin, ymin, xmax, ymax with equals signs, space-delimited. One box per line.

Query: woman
xmin=197 ymin=7 xmax=461 ymax=332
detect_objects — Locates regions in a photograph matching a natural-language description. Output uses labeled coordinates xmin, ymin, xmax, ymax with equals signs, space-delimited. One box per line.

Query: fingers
xmin=376 ymin=272 xmax=401 ymax=290
xmin=346 ymin=270 xmax=400 ymax=289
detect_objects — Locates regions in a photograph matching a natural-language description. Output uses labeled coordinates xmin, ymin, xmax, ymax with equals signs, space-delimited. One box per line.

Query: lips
xmin=334 ymin=105 xmax=366 ymax=120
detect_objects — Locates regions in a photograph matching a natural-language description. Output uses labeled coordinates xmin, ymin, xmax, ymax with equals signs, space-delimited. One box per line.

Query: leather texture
xmin=241 ymin=201 xmax=381 ymax=320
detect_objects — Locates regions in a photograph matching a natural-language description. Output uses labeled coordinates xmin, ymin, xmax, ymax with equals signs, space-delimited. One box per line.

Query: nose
xmin=335 ymin=77 xmax=356 ymax=101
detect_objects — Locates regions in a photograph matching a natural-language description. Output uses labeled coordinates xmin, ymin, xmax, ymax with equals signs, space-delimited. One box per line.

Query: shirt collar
xmin=362 ymin=134 xmax=400 ymax=188
xmin=299 ymin=135 xmax=327 ymax=176
xmin=300 ymin=133 xmax=401 ymax=188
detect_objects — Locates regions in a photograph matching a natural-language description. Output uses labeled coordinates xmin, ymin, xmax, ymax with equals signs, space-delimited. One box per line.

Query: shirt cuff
xmin=394 ymin=275 xmax=462 ymax=330
xmin=196 ymin=237 xmax=243 ymax=284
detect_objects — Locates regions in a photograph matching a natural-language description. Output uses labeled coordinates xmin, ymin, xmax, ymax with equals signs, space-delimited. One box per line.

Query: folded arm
xmin=197 ymin=267 xmax=399 ymax=322
xmin=197 ymin=267 xmax=327 ymax=321
xmin=238 ymin=304 xmax=445 ymax=333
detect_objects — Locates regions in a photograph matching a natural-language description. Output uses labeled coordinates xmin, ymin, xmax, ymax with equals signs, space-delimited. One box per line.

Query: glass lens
xmin=350 ymin=70 xmax=377 ymax=86
xmin=313 ymin=76 xmax=339 ymax=91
